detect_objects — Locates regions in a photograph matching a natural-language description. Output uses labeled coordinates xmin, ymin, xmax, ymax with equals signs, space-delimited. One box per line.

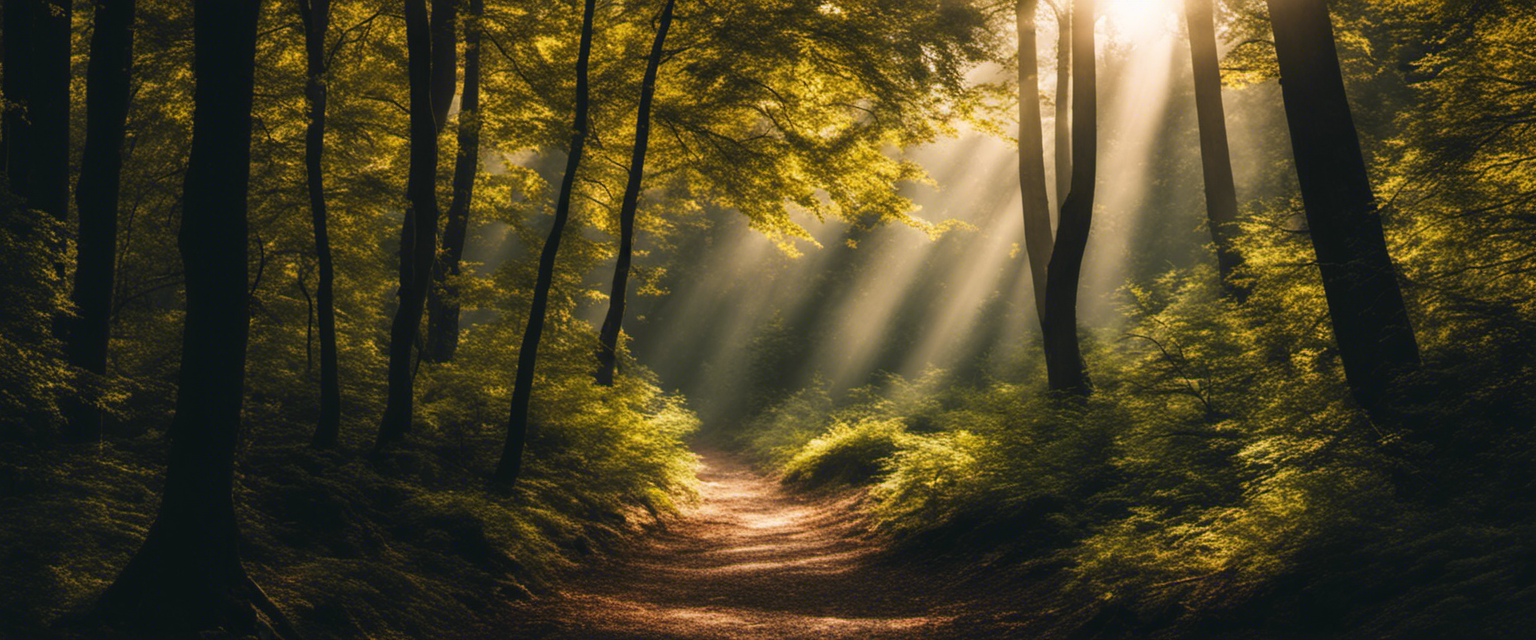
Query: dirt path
xmin=501 ymin=449 xmax=1027 ymax=639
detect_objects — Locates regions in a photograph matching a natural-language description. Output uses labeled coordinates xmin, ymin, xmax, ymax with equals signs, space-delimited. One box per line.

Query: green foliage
xmin=0 ymin=181 xmax=72 ymax=441
xmin=782 ymin=417 xmax=905 ymax=489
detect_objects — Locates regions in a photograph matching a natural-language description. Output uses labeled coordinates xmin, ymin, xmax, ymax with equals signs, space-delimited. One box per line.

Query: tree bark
xmin=298 ymin=0 xmax=342 ymax=448
xmin=94 ymin=2 xmax=293 ymax=635
xmin=1053 ymin=1 xmax=1071 ymax=210
xmin=429 ymin=0 xmax=457 ymax=133
xmin=377 ymin=0 xmax=442 ymax=449
xmin=1265 ymin=0 xmax=1420 ymax=422
xmin=595 ymin=0 xmax=676 ymax=386
xmin=1185 ymin=0 xmax=1247 ymax=300
xmin=68 ymin=0 xmax=135 ymax=441
xmin=1041 ymin=0 xmax=1095 ymax=398
xmin=423 ymin=0 xmax=482 ymax=364
xmin=496 ymin=0 xmax=597 ymax=485
xmin=1017 ymin=0 xmax=1054 ymax=331
xmin=1 ymin=0 xmax=71 ymax=223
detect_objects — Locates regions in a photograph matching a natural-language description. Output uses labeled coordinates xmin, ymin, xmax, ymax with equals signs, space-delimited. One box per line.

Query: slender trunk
xmin=1041 ymin=0 xmax=1095 ymax=397
xmin=1185 ymin=0 xmax=1247 ymax=301
xmin=1017 ymin=0 xmax=1053 ymax=331
xmin=68 ymin=0 xmax=135 ymax=441
xmin=94 ymin=2 xmax=293 ymax=635
xmin=1053 ymin=2 xmax=1071 ymax=210
xmin=298 ymin=0 xmax=341 ymax=447
xmin=495 ymin=0 xmax=596 ymax=485
xmin=1265 ymin=0 xmax=1419 ymax=422
xmin=595 ymin=0 xmax=675 ymax=386
xmin=423 ymin=0 xmax=482 ymax=364
xmin=429 ymin=0 xmax=457 ymax=134
xmin=376 ymin=0 xmax=442 ymax=449
xmin=1 ymin=0 xmax=71 ymax=222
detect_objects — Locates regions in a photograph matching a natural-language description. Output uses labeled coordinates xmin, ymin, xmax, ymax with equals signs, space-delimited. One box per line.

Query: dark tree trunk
xmin=595 ymin=0 xmax=675 ymax=386
xmin=1053 ymin=1 xmax=1071 ymax=210
xmin=93 ymin=1 xmax=292 ymax=636
xmin=429 ymin=0 xmax=457 ymax=133
xmin=1041 ymin=0 xmax=1095 ymax=398
xmin=495 ymin=0 xmax=596 ymax=485
xmin=67 ymin=0 xmax=135 ymax=441
xmin=423 ymin=0 xmax=482 ymax=364
xmin=1265 ymin=0 xmax=1420 ymax=422
xmin=1017 ymin=0 xmax=1053 ymax=330
xmin=1186 ymin=0 xmax=1247 ymax=301
xmin=298 ymin=0 xmax=341 ymax=448
xmin=376 ymin=0 xmax=442 ymax=449
xmin=1 ymin=0 xmax=71 ymax=223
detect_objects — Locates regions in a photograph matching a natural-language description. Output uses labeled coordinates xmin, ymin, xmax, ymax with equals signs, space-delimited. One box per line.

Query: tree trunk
xmin=68 ymin=0 xmax=135 ymax=441
xmin=423 ymin=0 xmax=482 ymax=364
xmin=1185 ymin=0 xmax=1247 ymax=300
xmin=1041 ymin=0 xmax=1095 ymax=398
xmin=376 ymin=0 xmax=442 ymax=449
xmin=595 ymin=0 xmax=676 ymax=386
xmin=1 ymin=0 xmax=71 ymax=223
xmin=495 ymin=0 xmax=596 ymax=485
xmin=429 ymin=0 xmax=457 ymax=133
xmin=94 ymin=2 xmax=293 ymax=636
xmin=1265 ymin=0 xmax=1420 ymax=422
xmin=1017 ymin=0 xmax=1054 ymax=331
xmin=1053 ymin=1 xmax=1071 ymax=210
xmin=298 ymin=0 xmax=341 ymax=448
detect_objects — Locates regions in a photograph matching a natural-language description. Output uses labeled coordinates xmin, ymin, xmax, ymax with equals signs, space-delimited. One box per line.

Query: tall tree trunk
xmin=94 ymin=1 xmax=293 ymax=635
xmin=1185 ymin=0 xmax=1247 ymax=300
xmin=1053 ymin=1 xmax=1071 ymax=210
xmin=423 ymin=0 xmax=482 ymax=364
xmin=1265 ymin=0 xmax=1420 ymax=422
xmin=1017 ymin=0 xmax=1053 ymax=330
xmin=495 ymin=0 xmax=596 ymax=485
xmin=429 ymin=0 xmax=457 ymax=133
xmin=298 ymin=0 xmax=341 ymax=447
xmin=1041 ymin=0 xmax=1095 ymax=397
xmin=376 ymin=0 xmax=442 ymax=449
xmin=1 ymin=0 xmax=71 ymax=223
xmin=595 ymin=0 xmax=675 ymax=386
xmin=68 ymin=0 xmax=135 ymax=442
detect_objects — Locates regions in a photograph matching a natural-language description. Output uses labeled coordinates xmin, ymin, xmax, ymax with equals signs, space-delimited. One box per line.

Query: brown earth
xmin=496 ymin=448 xmax=1052 ymax=639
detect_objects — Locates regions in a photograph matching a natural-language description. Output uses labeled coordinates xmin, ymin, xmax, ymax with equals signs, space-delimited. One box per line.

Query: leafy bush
xmin=781 ymin=417 xmax=905 ymax=489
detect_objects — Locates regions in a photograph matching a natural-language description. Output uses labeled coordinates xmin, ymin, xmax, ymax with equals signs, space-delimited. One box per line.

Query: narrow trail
xmin=502 ymin=449 xmax=1029 ymax=639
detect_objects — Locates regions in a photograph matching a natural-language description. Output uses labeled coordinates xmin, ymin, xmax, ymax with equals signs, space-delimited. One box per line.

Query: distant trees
xmin=1185 ymin=0 xmax=1246 ymax=300
xmin=424 ymin=0 xmax=483 ymax=364
xmin=94 ymin=0 xmax=291 ymax=634
xmin=595 ymin=0 xmax=677 ymax=386
xmin=297 ymin=0 xmax=341 ymax=448
xmin=69 ymin=0 xmax=136 ymax=441
xmin=497 ymin=0 xmax=598 ymax=485
xmin=1265 ymin=0 xmax=1421 ymax=422
xmin=1041 ymin=0 xmax=1097 ymax=397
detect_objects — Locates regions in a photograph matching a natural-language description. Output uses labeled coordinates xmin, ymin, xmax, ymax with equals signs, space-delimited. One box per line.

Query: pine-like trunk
xmin=496 ymin=0 xmax=597 ymax=485
xmin=595 ymin=0 xmax=676 ymax=386
xmin=1265 ymin=0 xmax=1420 ymax=422
xmin=377 ymin=0 xmax=442 ymax=448
xmin=424 ymin=0 xmax=482 ymax=364
xmin=1186 ymin=0 xmax=1247 ymax=300
xmin=94 ymin=2 xmax=292 ymax=635
xmin=68 ymin=0 xmax=135 ymax=441
xmin=299 ymin=0 xmax=342 ymax=447
xmin=1017 ymin=0 xmax=1054 ymax=330
xmin=1041 ymin=0 xmax=1095 ymax=397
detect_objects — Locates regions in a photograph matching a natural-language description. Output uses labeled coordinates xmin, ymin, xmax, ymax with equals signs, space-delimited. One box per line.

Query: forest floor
xmin=493 ymin=448 xmax=1047 ymax=639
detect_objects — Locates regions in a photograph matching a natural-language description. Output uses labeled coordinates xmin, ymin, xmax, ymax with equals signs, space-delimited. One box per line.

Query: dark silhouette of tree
xmin=1185 ymin=0 xmax=1247 ymax=300
xmin=497 ymin=0 xmax=597 ymax=485
xmin=1051 ymin=0 xmax=1070 ymax=209
xmin=596 ymin=0 xmax=676 ymax=386
xmin=1265 ymin=0 xmax=1420 ymax=422
xmin=93 ymin=1 xmax=294 ymax=635
xmin=1018 ymin=0 xmax=1054 ymax=329
xmin=68 ymin=0 xmax=135 ymax=441
xmin=429 ymin=0 xmax=457 ymax=132
xmin=2 ymin=0 xmax=71 ymax=224
xmin=297 ymin=0 xmax=342 ymax=447
xmin=1042 ymin=0 xmax=1096 ymax=397
xmin=377 ymin=0 xmax=446 ymax=449
xmin=424 ymin=0 xmax=482 ymax=364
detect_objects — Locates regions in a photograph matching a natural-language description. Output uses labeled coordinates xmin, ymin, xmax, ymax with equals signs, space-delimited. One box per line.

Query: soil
xmin=497 ymin=448 xmax=1047 ymax=639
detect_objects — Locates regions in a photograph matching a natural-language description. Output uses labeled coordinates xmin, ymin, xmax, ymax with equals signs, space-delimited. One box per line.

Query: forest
xmin=1 ymin=0 xmax=1533 ymax=637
